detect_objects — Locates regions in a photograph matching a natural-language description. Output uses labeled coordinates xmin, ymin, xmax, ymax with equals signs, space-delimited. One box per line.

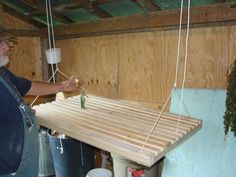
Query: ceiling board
xmin=1 ymin=0 xmax=230 ymax=28
xmin=51 ymin=3 xmax=236 ymax=38
xmin=2 ymin=0 xmax=235 ymax=35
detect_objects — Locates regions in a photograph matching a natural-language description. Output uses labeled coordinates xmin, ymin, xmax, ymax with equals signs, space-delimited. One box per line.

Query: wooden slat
xmin=34 ymin=95 xmax=202 ymax=166
xmin=36 ymin=108 xmax=161 ymax=153
xmin=63 ymin=98 xmax=189 ymax=135
xmin=68 ymin=97 xmax=194 ymax=135
xmin=47 ymin=101 xmax=178 ymax=144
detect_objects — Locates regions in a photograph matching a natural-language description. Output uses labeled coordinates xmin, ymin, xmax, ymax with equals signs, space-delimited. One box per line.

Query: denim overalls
xmin=0 ymin=69 xmax=39 ymax=177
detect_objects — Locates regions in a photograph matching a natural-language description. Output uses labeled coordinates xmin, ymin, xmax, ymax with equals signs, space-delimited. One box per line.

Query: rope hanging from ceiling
xmin=140 ymin=0 xmax=191 ymax=151
xmin=31 ymin=0 xmax=202 ymax=167
xmin=29 ymin=0 xmax=194 ymax=156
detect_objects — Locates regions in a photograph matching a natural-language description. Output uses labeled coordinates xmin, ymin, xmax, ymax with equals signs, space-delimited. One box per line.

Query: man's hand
xmin=61 ymin=77 xmax=83 ymax=92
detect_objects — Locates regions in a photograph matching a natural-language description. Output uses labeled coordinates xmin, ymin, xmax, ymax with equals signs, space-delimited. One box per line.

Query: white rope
xmin=37 ymin=0 xmax=190 ymax=155
xmin=46 ymin=0 xmax=66 ymax=154
xmin=31 ymin=0 xmax=53 ymax=106
xmin=140 ymin=88 xmax=174 ymax=151
xmin=140 ymin=0 xmax=189 ymax=151
xmin=175 ymin=91 xmax=191 ymax=117
xmin=30 ymin=67 xmax=78 ymax=106
xmin=48 ymin=0 xmax=59 ymax=71
xmin=45 ymin=0 xmax=56 ymax=83
xmin=174 ymin=0 xmax=184 ymax=88
xmin=43 ymin=0 xmax=87 ymax=154
xmin=176 ymin=0 xmax=191 ymax=133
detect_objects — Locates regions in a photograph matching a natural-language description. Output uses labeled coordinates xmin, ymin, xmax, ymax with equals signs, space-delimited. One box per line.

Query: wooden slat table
xmin=33 ymin=95 xmax=202 ymax=167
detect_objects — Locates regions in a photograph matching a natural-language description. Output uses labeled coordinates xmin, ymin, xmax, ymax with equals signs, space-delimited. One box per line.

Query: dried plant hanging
xmin=224 ymin=60 xmax=236 ymax=136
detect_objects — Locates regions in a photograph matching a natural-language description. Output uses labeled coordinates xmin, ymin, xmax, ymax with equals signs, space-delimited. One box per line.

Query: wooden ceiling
xmin=1 ymin=0 xmax=236 ymax=38
xmin=1 ymin=0 xmax=163 ymax=28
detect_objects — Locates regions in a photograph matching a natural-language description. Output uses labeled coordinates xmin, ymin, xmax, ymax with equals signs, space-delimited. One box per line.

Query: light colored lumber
xmin=34 ymin=94 xmax=202 ymax=166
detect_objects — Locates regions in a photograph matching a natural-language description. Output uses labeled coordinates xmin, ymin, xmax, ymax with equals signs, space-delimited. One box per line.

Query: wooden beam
xmin=74 ymin=0 xmax=112 ymax=18
xmin=2 ymin=4 xmax=45 ymax=28
xmin=40 ymin=37 xmax=49 ymax=81
xmin=92 ymin=1 xmax=112 ymax=18
xmin=5 ymin=29 xmax=46 ymax=37
xmin=51 ymin=3 xmax=236 ymax=39
xmin=21 ymin=0 xmax=74 ymax=24
xmin=0 ymin=0 xmax=3 ymax=26
xmin=23 ymin=11 xmax=45 ymax=17
xmin=94 ymin=0 xmax=117 ymax=4
xmin=131 ymin=0 xmax=160 ymax=11
xmin=53 ymin=2 xmax=80 ymax=13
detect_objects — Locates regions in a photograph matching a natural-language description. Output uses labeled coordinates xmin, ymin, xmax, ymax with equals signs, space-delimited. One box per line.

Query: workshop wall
xmin=56 ymin=25 xmax=236 ymax=109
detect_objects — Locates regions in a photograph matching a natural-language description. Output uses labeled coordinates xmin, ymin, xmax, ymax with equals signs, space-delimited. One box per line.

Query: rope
xmin=174 ymin=0 xmax=184 ymax=88
xmin=176 ymin=0 xmax=191 ymax=133
xmin=31 ymin=0 xmax=54 ymax=106
xmin=140 ymin=88 xmax=174 ymax=151
xmin=45 ymin=0 xmax=56 ymax=83
xmin=46 ymin=0 xmax=66 ymax=154
xmin=48 ymin=0 xmax=59 ymax=71
xmin=140 ymin=0 xmax=191 ymax=151
xmin=30 ymin=67 xmax=61 ymax=106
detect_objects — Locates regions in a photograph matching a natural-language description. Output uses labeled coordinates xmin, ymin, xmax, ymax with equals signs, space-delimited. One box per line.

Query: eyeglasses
xmin=0 ymin=40 xmax=14 ymax=48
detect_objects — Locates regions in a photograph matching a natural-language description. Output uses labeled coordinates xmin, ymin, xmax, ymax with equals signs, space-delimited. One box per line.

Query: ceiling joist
xmin=21 ymin=0 xmax=74 ymax=24
xmin=73 ymin=0 xmax=112 ymax=18
xmin=52 ymin=3 xmax=236 ymax=39
xmin=131 ymin=0 xmax=160 ymax=11
xmin=53 ymin=2 xmax=80 ymax=13
xmin=2 ymin=4 xmax=44 ymax=28
xmin=6 ymin=29 xmax=45 ymax=37
xmin=0 ymin=1 xmax=3 ymax=26
xmin=93 ymin=0 xmax=117 ymax=5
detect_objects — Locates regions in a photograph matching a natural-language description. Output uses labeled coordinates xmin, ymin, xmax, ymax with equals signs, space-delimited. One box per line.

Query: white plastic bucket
xmin=86 ymin=168 xmax=112 ymax=177
xmin=45 ymin=48 xmax=61 ymax=64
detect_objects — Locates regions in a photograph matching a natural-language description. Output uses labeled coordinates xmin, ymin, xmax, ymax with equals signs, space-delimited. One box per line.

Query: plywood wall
xmin=8 ymin=37 xmax=42 ymax=80
xmin=56 ymin=36 xmax=119 ymax=98
xmin=9 ymin=36 xmax=45 ymax=104
xmin=56 ymin=25 xmax=236 ymax=109
xmin=2 ymin=13 xmax=46 ymax=104
xmin=2 ymin=12 xmax=42 ymax=80
xmin=2 ymin=12 xmax=42 ymax=79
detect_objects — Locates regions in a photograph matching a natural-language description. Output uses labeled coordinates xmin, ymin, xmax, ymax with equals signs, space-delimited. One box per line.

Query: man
xmin=0 ymin=29 xmax=81 ymax=177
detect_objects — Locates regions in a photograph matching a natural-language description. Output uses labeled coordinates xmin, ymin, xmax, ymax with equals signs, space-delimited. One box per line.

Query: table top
xmin=33 ymin=95 xmax=202 ymax=167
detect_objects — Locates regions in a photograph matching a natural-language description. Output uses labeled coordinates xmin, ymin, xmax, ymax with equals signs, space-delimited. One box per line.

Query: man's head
xmin=0 ymin=28 xmax=16 ymax=67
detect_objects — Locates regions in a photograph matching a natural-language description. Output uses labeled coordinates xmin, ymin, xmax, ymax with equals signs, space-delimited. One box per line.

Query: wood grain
xmin=34 ymin=95 xmax=202 ymax=167
xmin=57 ymin=25 xmax=236 ymax=109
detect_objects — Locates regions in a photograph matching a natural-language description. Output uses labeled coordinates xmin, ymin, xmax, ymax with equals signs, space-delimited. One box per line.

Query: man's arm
xmin=26 ymin=78 xmax=81 ymax=96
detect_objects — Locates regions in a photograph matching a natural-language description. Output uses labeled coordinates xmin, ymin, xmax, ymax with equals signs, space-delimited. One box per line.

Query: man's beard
xmin=0 ymin=56 xmax=9 ymax=67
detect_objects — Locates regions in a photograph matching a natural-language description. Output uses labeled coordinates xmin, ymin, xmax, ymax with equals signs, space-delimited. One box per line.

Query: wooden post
xmin=40 ymin=37 xmax=49 ymax=81
xmin=0 ymin=0 xmax=4 ymax=27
